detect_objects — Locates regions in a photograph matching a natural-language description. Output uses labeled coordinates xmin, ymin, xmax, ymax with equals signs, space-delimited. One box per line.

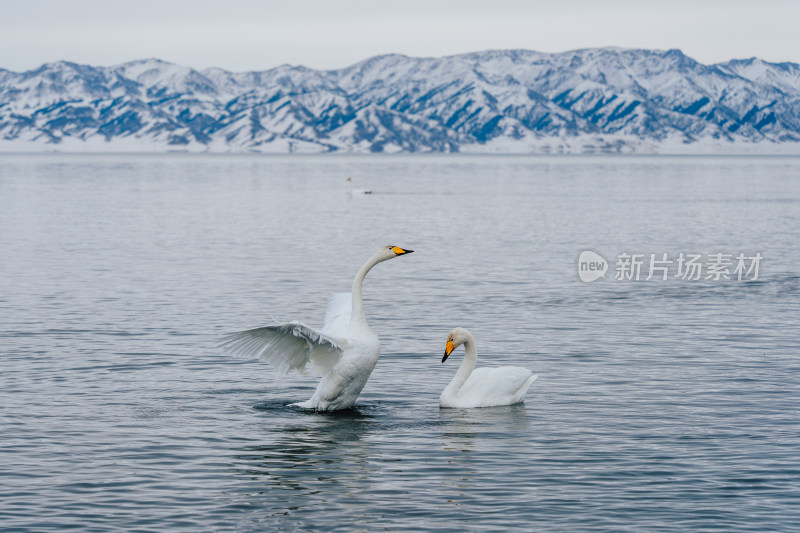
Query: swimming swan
xmin=439 ymin=328 xmax=537 ymax=408
xmin=346 ymin=177 xmax=372 ymax=195
xmin=219 ymin=245 xmax=413 ymax=410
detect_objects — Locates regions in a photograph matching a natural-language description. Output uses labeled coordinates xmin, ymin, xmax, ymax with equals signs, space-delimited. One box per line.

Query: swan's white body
xmin=220 ymin=246 xmax=412 ymax=411
xmin=440 ymin=328 xmax=537 ymax=408
xmin=346 ymin=177 xmax=372 ymax=195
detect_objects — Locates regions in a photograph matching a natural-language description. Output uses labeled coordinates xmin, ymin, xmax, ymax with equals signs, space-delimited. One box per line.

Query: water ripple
xmin=1 ymin=154 xmax=799 ymax=531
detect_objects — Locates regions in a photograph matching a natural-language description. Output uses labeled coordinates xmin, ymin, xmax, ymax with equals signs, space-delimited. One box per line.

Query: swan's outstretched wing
xmin=219 ymin=321 xmax=344 ymax=375
xmin=321 ymin=292 xmax=351 ymax=338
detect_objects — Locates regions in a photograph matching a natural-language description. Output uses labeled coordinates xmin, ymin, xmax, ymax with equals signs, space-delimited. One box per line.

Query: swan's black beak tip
xmin=442 ymin=340 xmax=454 ymax=363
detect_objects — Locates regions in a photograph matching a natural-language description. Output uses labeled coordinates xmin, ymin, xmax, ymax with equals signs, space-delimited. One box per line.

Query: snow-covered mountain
xmin=2 ymin=48 xmax=800 ymax=153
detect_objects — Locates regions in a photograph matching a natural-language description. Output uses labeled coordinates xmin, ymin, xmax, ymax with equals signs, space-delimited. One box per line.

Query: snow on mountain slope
xmin=717 ymin=57 xmax=800 ymax=93
xmin=1 ymin=48 xmax=799 ymax=153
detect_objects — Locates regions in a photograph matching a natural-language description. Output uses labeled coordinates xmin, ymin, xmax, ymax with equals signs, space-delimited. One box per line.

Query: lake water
xmin=1 ymin=154 xmax=799 ymax=532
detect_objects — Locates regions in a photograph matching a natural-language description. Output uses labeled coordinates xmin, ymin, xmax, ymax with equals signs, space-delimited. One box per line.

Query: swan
xmin=346 ymin=177 xmax=372 ymax=195
xmin=219 ymin=245 xmax=413 ymax=411
xmin=439 ymin=328 xmax=537 ymax=408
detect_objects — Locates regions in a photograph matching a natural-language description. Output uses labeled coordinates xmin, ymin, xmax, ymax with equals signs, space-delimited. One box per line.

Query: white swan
xmin=219 ymin=245 xmax=413 ymax=410
xmin=439 ymin=328 xmax=537 ymax=408
xmin=346 ymin=177 xmax=372 ymax=195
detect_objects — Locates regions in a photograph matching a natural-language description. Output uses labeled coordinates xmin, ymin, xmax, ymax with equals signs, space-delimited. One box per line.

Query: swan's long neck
xmin=445 ymin=333 xmax=478 ymax=395
xmin=350 ymin=252 xmax=384 ymax=328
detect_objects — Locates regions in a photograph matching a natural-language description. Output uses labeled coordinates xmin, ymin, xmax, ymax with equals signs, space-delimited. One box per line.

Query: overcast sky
xmin=1 ymin=0 xmax=798 ymax=72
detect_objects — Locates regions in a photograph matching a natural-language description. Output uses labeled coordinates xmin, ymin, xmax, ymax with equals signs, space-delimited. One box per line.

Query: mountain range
xmin=2 ymin=48 xmax=800 ymax=153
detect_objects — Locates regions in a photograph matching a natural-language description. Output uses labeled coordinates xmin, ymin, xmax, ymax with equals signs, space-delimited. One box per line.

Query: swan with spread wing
xmin=219 ymin=245 xmax=413 ymax=411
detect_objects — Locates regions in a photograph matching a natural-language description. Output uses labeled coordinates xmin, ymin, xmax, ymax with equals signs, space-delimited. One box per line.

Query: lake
xmin=1 ymin=154 xmax=799 ymax=531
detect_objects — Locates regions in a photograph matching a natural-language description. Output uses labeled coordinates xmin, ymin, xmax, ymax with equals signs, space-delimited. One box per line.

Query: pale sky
xmin=1 ymin=0 xmax=798 ymax=72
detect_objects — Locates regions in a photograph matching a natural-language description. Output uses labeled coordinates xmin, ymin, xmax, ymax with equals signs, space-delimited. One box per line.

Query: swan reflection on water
xmin=234 ymin=402 xmax=378 ymax=491
xmin=439 ymin=403 xmax=531 ymax=451
xmin=229 ymin=400 xmax=534 ymax=525
xmin=234 ymin=400 xmax=531 ymax=476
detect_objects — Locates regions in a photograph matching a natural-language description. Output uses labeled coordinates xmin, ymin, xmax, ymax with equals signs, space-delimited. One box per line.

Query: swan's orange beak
xmin=392 ymin=246 xmax=413 ymax=255
xmin=442 ymin=340 xmax=454 ymax=363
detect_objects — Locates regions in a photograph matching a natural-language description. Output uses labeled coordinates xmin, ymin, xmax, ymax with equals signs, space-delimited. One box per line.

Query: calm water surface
xmin=1 ymin=154 xmax=799 ymax=531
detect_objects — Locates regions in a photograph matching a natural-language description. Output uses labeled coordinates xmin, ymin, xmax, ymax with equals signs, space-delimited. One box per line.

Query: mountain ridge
xmin=2 ymin=48 xmax=800 ymax=153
